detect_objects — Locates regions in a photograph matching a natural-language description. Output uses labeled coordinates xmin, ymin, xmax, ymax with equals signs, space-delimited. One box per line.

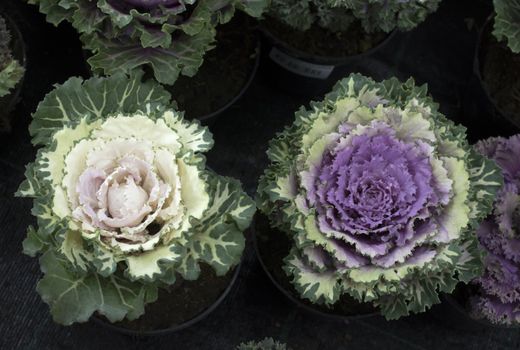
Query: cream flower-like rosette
xmin=18 ymin=72 xmax=255 ymax=325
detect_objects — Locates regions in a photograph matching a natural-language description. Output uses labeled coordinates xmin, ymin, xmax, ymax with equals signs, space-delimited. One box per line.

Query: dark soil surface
xmin=99 ymin=264 xmax=236 ymax=333
xmin=254 ymin=213 xmax=378 ymax=318
xmin=169 ymin=13 xmax=258 ymax=120
xmin=480 ymin=22 xmax=520 ymax=128
xmin=262 ymin=17 xmax=388 ymax=58
xmin=451 ymin=283 xmax=477 ymax=311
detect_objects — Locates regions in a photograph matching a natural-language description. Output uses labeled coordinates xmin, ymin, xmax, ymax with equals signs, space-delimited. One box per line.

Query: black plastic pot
xmin=258 ymin=24 xmax=396 ymax=99
xmin=430 ymin=284 xmax=520 ymax=332
xmin=0 ymin=13 xmax=26 ymax=132
xmin=82 ymin=38 xmax=260 ymax=127
xmin=252 ymin=213 xmax=379 ymax=322
xmin=461 ymin=16 xmax=520 ymax=143
xmin=193 ymin=39 xmax=260 ymax=126
xmin=92 ymin=263 xmax=242 ymax=337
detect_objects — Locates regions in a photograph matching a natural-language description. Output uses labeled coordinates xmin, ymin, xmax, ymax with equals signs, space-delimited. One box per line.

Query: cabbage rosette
xmin=27 ymin=0 xmax=268 ymax=85
xmin=0 ymin=15 xmax=24 ymax=99
xmin=18 ymin=72 xmax=255 ymax=325
xmin=257 ymin=74 xmax=503 ymax=320
xmin=471 ymin=135 xmax=520 ymax=326
xmin=268 ymin=0 xmax=442 ymax=33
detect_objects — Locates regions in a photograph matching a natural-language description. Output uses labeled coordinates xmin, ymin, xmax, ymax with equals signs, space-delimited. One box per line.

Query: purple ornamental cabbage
xmin=27 ymin=0 xmax=268 ymax=85
xmin=257 ymin=74 xmax=503 ymax=320
xmin=473 ymin=135 xmax=520 ymax=326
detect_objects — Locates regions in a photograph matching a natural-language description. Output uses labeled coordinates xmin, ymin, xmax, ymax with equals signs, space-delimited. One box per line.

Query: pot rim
xmin=259 ymin=19 xmax=397 ymax=66
xmin=441 ymin=291 xmax=520 ymax=330
xmin=473 ymin=14 xmax=520 ymax=131
xmin=251 ymin=213 xmax=379 ymax=322
xmin=196 ymin=36 xmax=261 ymax=123
xmin=81 ymin=34 xmax=261 ymax=124
xmin=91 ymin=261 xmax=242 ymax=337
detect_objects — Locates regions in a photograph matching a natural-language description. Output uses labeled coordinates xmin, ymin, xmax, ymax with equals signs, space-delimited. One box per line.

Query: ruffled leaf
xmin=269 ymin=0 xmax=441 ymax=33
xmin=82 ymin=30 xmax=214 ymax=86
xmin=284 ymin=249 xmax=342 ymax=305
xmin=0 ymin=59 xmax=24 ymax=98
xmin=237 ymin=338 xmax=290 ymax=350
xmin=177 ymin=174 xmax=254 ymax=278
xmin=125 ymin=244 xmax=185 ymax=282
xmin=29 ymin=71 xmax=171 ymax=146
xmin=467 ymin=149 xmax=504 ymax=228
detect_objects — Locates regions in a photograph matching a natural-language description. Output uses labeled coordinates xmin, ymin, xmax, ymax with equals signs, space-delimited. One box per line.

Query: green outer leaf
xmin=268 ymin=0 xmax=441 ymax=33
xmin=82 ymin=29 xmax=214 ymax=86
xmin=23 ymin=226 xmax=51 ymax=257
xmin=467 ymin=149 xmax=504 ymax=228
xmin=0 ymin=59 xmax=24 ymax=98
xmin=455 ymin=235 xmax=485 ymax=284
xmin=27 ymin=0 xmax=72 ymax=26
xmin=29 ymin=70 xmax=172 ymax=146
xmin=163 ymin=110 xmax=214 ymax=154
xmin=37 ymin=250 xmax=157 ymax=325
xmin=238 ymin=0 xmax=271 ymax=18
xmin=177 ymin=173 xmax=255 ymax=279
xmin=237 ymin=338 xmax=290 ymax=350
xmin=493 ymin=0 xmax=520 ymax=53
xmin=125 ymin=244 xmax=185 ymax=283
xmin=283 ymin=248 xmax=341 ymax=305
xmin=17 ymin=162 xmax=44 ymax=198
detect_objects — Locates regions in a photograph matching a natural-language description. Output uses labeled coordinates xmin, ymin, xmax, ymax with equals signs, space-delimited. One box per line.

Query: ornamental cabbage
xmin=237 ymin=338 xmax=290 ymax=350
xmin=257 ymin=74 xmax=503 ymax=320
xmin=17 ymin=72 xmax=255 ymax=325
xmin=268 ymin=0 xmax=442 ymax=33
xmin=27 ymin=0 xmax=268 ymax=85
xmin=471 ymin=135 xmax=520 ymax=326
xmin=0 ymin=15 xmax=24 ymax=98
xmin=493 ymin=0 xmax=520 ymax=53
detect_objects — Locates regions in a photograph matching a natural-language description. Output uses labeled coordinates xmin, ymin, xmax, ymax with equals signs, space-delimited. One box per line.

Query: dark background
xmin=1 ymin=0 xmax=519 ymax=349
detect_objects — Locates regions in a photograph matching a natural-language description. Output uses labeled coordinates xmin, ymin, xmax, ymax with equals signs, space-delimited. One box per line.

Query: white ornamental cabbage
xmin=18 ymin=72 xmax=255 ymax=325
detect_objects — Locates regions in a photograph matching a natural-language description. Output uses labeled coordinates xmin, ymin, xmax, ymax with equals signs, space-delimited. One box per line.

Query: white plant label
xmin=269 ymin=47 xmax=335 ymax=80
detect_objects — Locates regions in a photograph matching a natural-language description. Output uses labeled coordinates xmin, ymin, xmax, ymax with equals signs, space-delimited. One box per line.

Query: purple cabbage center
xmin=309 ymin=124 xmax=438 ymax=267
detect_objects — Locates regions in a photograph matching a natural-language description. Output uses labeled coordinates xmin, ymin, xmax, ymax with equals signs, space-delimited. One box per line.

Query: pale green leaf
xmin=29 ymin=71 xmax=171 ymax=146
xmin=37 ymin=250 xmax=157 ymax=325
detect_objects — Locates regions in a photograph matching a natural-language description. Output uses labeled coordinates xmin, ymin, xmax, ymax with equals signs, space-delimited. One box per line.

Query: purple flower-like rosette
xmin=258 ymin=74 xmax=502 ymax=320
xmin=472 ymin=135 xmax=520 ymax=326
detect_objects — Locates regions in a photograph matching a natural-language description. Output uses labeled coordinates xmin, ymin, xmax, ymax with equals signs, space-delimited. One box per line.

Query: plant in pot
xmin=0 ymin=13 xmax=25 ymax=131
xmin=468 ymin=0 xmax=520 ymax=138
xmin=255 ymin=73 xmax=503 ymax=320
xmin=237 ymin=338 xmax=290 ymax=350
xmin=438 ymin=135 xmax=520 ymax=328
xmin=27 ymin=0 xmax=269 ymax=121
xmin=261 ymin=0 xmax=442 ymax=97
xmin=16 ymin=72 xmax=256 ymax=333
